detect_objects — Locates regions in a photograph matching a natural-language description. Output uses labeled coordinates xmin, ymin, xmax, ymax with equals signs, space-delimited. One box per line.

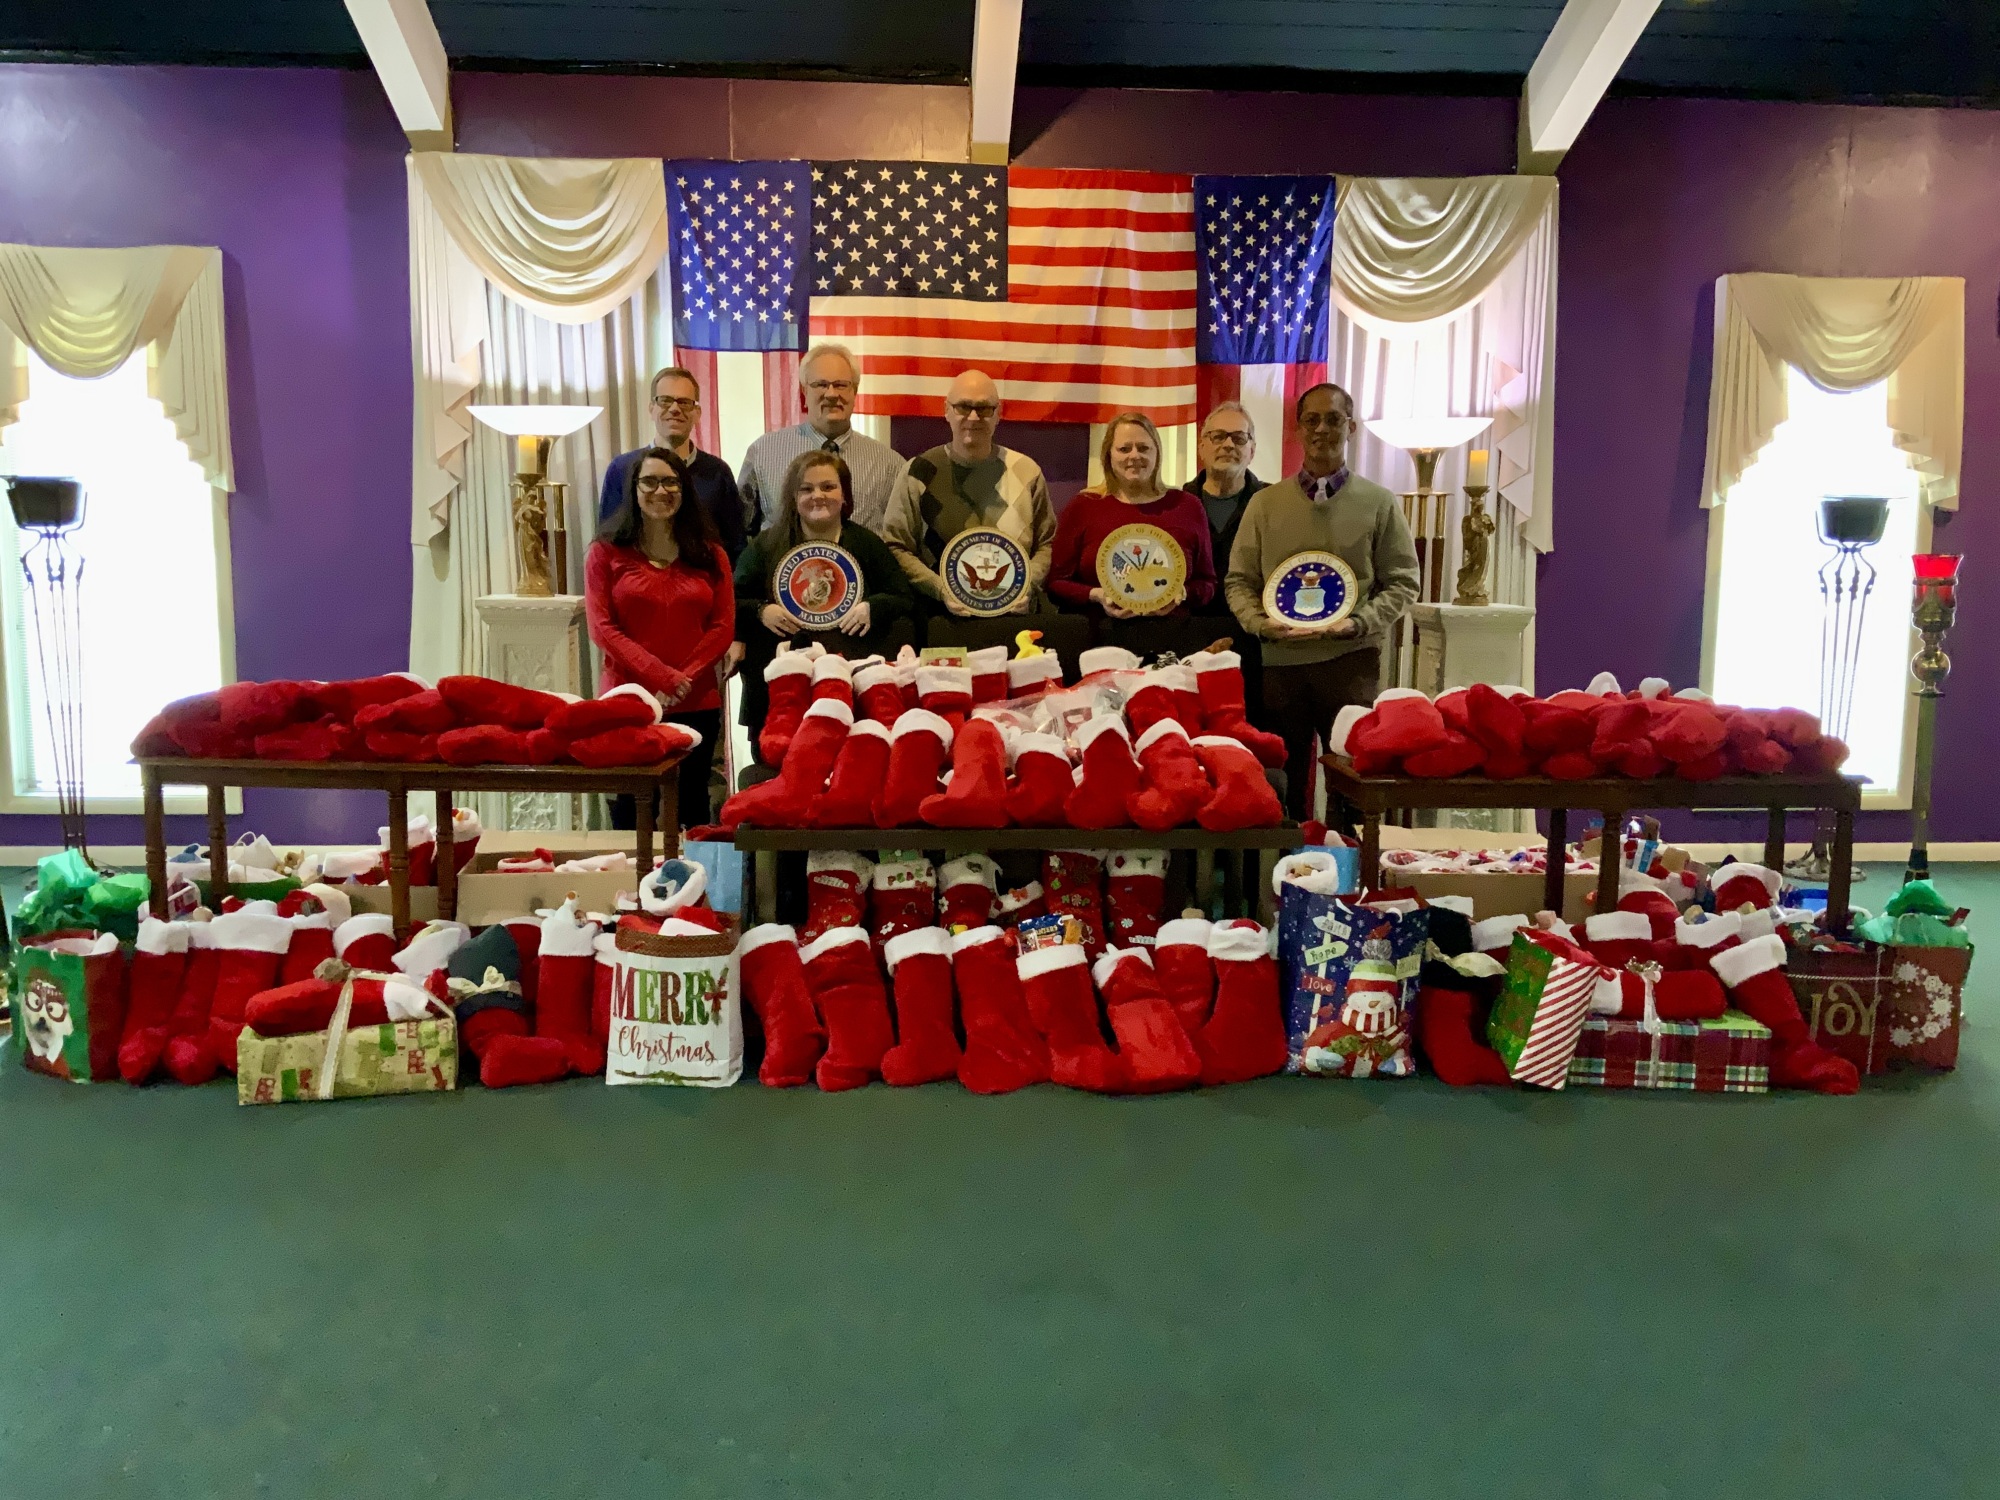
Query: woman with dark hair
xmin=585 ymin=446 xmax=734 ymax=829
xmin=733 ymin=448 xmax=916 ymax=754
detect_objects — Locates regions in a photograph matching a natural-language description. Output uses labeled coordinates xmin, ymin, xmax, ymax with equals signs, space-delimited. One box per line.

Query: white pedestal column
xmin=473 ymin=593 xmax=590 ymax=833
xmin=1409 ymin=603 xmax=1536 ymax=833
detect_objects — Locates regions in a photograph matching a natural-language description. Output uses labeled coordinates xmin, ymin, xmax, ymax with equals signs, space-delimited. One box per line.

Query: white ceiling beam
xmin=1518 ymin=0 xmax=1663 ymax=173
xmin=968 ymin=0 xmax=1024 ymax=165
xmin=344 ymin=0 xmax=454 ymax=151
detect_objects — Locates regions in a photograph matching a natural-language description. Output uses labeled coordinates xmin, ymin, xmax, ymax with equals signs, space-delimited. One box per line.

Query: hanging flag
xmin=1192 ymin=173 xmax=1337 ymax=476
xmin=809 ymin=165 xmax=1198 ymax=425
xmin=667 ymin=162 xmax=813 ymax=353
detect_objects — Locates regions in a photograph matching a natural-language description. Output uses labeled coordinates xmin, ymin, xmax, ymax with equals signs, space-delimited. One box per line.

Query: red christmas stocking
xmin=872 ymin=709 xmax=953 ymax=828
xmin=1122 ymin=668 xmax=1186 ymax=739
xmin=1006 ymin=654 xmax=1064 ymax=701
xmin=1415 ymin=980 xmax=1514 ymax=1086
xmin=591 ymin=931 xmax=616 ymax=1054
xmin=1017 ymin=943 xmax=1124 ymax=1092
xmin=881 ymin=928 xmax=962 ymax=1086
xmin=1042 ymin=851 xmax=1107 ymax=953
xmin=737 ymin=924 xmax=826 ymax=1087
xmin=1198 ymin=920 xmax=1288 ymax=1085
xmin=536 ymin=899 xmax=605 ymax=1076
xmin=721 ymin=699 xmax=852 ymax=828
xmin=802 ymin=926 xmax=894 ymax=1091
xmin=1128 ymin=720 xmax=1210 ymax=831
xmin=1152 ymin=917 xmax=1215 ymax=1033
xmin=868 ymin=856 xmax=937 ymax=944
xmin=1581 ymin=910 xmax=1666 ymax=970
xmin=1190 ymin=651 xmax=1287 ymax=767
xmin=853 ymin=662 xmax=906 ymax=727
xmin=1712 ymin=935 xmax=1859 ymax=1093
xmin=952 ymin=927 xmax=1049 ymax=1093
xmin=920 ymin=717 xmax=1012 ymax=828
xmin=995 ymin=881 xmax=1047 ymax=929
xmin=810 ymin=652 xmax=855 ymax=710
xmin=201 ymin=906 xmax=295 ymax=1076
xmin=813 ymin=720 xmax=893 ymax=827
xmin=938 ymin=855 xmax=999 ymax=931
xmin=802 ymin=850 xmax=873 ymax=945
xmin=502 ymin=916 xmax=543 ymax=1012
xmin=1064 ymin=716 xmax=1141 ymax=830
xmin=1192 ymin=736 xmax=1285 ymax=830
xmin=81 ymin=935 xmax=128 ymax=1082
xmin=1092 ymin=947 xmax=1200 ymax=1092
xmin=1105 ymin=849 xmax=1169 ymax=948
xmin=1668 ymin=911 xmax=1742 ymax=972
xmin=161 ymin=926 xmax=225 ymax=1085
xmin=758 ymin=650 xmax=817 ymax=765
xmin=916 ymin=665 xmax=974 ymax=734
xmin=966 ymin=645 xmax=1010 ymax=705
xmin=275 ymin=884 xmax=350 ymax=985
xmin=1006 ymin=732 xmax=1074 ymax=827
xmin=544 ymin=682 xmax=660 ymax=743
xmin=119 ymin=918 xmax=191 ymax=1084
xmin=1465 ymin=683 xmax=1534 ymax=779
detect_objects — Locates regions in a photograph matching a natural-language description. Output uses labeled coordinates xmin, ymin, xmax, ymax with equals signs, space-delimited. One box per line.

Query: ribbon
xmin=307 ymin=956 xmax=454 ymax=1100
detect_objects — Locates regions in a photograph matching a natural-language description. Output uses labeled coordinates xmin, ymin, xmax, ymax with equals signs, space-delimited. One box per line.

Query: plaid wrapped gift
xmin=1566 ymin=1009 xmax=1772 ymax=1092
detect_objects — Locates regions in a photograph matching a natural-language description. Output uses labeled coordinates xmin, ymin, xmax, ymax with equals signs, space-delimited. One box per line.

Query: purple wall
xmin=1548 ymin=98 xmax=2000 ymax=842
xmin=0 ymin=63 xmax=411 ymax=847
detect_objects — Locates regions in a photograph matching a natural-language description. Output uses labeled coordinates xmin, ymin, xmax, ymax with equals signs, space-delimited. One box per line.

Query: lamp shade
xmin=467 ymin=404 xmax=601 ymax=438
xmin=1364 ymin=416 xmax=1492 ymax=452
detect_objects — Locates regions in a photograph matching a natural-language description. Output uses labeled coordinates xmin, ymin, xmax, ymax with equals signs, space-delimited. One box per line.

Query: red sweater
xmin=584 ymin=541 xmax=735 ymax=713
xmin=1047 ymin=488 xmax=1218 ymax=613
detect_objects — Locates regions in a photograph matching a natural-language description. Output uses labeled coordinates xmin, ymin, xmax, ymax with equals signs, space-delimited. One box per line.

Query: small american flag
xmin=811 ymin=166 xmax=1198 ymax=425
xmin=668 ymin=162 xmax=812 ymax=352
xmin=811 ymin=160 xmax=1007 ymax=300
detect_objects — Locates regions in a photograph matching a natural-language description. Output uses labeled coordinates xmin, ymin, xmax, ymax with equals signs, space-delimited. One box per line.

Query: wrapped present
xmin=1278 ymin=884 xmax=1428 ymax=1078
xmin=1487 ymin=931 xmax=1611 ymax=1088
xmin=237 ymin=977 xmax=456 ymax=1104
xmin=606 ymin=921 xmax=742 ymax=1087
xmin=10 ymin=932 xmax=126 ymax=1083
xmin=1566 ymin=1009 xmax=1772 ymax=1092
xmin=1786 ymin=941 xmax=1972 ymax=1075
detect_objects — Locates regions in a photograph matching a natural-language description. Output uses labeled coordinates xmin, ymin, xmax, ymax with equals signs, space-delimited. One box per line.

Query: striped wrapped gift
xmin=1566 ymin=1011 xmax=1773 ymax=1093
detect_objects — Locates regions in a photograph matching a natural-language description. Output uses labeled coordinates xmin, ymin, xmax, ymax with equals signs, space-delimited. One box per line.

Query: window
xmin=1704 ymin=366 xmax=1924 ymax=804
xmin=0 ymin=349 xmax=232 ymax=810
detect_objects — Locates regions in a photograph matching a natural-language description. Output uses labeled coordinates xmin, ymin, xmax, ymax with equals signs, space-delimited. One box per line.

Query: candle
xmin=1913 ymin=553 xmax=1962 ymax=581
xmin=1465 ymin=449 xmax=1489 ymax=489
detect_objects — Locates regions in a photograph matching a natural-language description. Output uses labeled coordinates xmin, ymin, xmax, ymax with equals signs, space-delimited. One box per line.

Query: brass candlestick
xmin=545 ymin=480 xmax=570 ymax=595
xmin=510 ymin=433 xmax=554 ymax=599
xmin=1905 ymin=553 xmax=1961 ymax=883
xmin=1453 ymin=485 xmax=1494 ymax=607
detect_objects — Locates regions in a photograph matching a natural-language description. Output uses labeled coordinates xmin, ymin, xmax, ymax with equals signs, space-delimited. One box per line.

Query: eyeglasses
xmin=652 ymin=396 xmax=698 ymax=413
xmin=948 ymin=402 xmax=999 ymax=419
xmin=1203 ymin=429 xmax=1253 ymax=446
xmin=805 ymin=380 xmax=855 ymax=394
xmin=635 ymin=476 xmax=681 ymax=494
xmin=1298 ymin=412 xmax=1351 ymax=431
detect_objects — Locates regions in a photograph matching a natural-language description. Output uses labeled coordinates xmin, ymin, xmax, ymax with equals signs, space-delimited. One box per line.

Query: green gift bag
xmin=10 ymin=933 xmax=127 ymax=1082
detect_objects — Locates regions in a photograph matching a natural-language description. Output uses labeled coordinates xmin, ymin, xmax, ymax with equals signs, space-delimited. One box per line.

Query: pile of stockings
xmin=133 ymin=676 xmax=697 ymax=769
xmin=1410 ymin=860 xmax=1858 ymax=1094
xmin=1333 ymin=673 xmax=1851 ymax=781
xmin=720 ymin=643 xmax=1285 ymax=833
xmin=738 ymin=914 xmax=1287 ymax=1095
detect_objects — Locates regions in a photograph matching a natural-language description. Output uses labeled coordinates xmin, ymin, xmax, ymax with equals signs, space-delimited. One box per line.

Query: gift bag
xmin=1787 ymin=941 xmax=1972 ymax=1074
xmin=1278 ymin=880 xmax=1428 ymax=1078
xmin=10 ymin=932 xmax=125 ymax=1082
xmin=1487 ymin=931 xmax=1609 ymax=1088
xmin=607 ymin=921 xmax=743 ymax=1087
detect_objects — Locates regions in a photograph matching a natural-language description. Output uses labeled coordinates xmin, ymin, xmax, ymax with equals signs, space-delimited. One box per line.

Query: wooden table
xmin=730 ymin=825 xmax=1304 ymax=922
xmin=1320 ymin=757 xmax=1865 ymax=932
xmin=139 ymin=756 xmax=686 ymax=936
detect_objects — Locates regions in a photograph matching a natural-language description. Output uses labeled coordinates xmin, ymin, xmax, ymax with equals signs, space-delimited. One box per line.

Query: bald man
xmin=879 ymin=370 xmax=1056 ymax=615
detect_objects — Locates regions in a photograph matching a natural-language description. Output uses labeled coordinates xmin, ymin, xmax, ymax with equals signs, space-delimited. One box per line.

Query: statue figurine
xmin=1454 ymin=491 xmax=1495 ymax=607
xmin=514 ymin=481 xmax=553 ymax=598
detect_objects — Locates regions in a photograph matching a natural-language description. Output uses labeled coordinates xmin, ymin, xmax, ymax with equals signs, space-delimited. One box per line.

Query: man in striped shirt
xmin=737 ymin=343 xmax=907 ymax=537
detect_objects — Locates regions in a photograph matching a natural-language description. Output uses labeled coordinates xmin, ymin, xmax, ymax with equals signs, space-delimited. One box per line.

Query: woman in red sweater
xmin=1047 ymin=411 xmax=1218 ymax=621
xmin=586 ymin=447 xmax=734 ymax=831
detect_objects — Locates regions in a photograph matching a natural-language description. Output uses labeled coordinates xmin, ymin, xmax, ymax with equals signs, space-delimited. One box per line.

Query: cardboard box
xmin=237 ymin=1013 xmax=458 ymax=1104
xmin=341 ymin=850 xmax=642 ymax=926
xmin=1392 ymin=870 xmax=1596 ymax=925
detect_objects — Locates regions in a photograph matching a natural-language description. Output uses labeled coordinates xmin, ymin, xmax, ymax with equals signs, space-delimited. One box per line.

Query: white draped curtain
xmin=0 ymin=243 xmax=233 ymax=490
xmin=1702 ymin=273 xmax=1964 ymax=510
xmin=407 ymin=152 xmax=672 ymax=681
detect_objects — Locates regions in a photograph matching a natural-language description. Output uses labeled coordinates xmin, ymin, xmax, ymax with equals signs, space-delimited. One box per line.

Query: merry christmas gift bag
xmin=606 ymin=921 xmax=742 ymax=1087
xmin=1487 ymin=930 xmax=1611 ymax=1088
xmin=1279 ymin=886 xmax=1428 ymax=1078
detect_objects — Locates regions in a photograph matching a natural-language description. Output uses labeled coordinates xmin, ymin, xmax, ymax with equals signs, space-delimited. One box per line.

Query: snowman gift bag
xmin=1276 ymin=868 xmax=1428 ymax=1078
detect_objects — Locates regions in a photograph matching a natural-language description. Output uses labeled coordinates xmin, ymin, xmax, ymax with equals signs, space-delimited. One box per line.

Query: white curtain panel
xmin=0 ymin=243 xmax=233 ymax=489
xmin=1702 ymin=273 xmax=1964 ymax=510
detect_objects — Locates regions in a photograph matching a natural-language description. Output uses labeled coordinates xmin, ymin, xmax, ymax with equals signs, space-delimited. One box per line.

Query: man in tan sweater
xmin=1224 ymin=383 xmax=1420 ymax=818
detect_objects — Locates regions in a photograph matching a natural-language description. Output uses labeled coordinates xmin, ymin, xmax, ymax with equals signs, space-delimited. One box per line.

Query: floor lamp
xmin=6 ymin=475 xmax=91 ymax=862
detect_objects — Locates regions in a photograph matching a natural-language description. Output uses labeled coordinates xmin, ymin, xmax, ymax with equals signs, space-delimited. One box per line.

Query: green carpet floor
xmin=2 ymin=866 xmax=1996 ymax=1498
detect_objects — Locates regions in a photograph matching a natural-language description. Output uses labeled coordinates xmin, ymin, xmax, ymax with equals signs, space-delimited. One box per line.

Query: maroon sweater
xmin=1046 ymin=488 xmax=1218 ymax=613
xmin=584 ymin=541 xmax=735 ymax=712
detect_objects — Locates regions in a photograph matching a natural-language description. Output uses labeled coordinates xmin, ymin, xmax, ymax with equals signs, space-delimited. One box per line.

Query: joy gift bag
xmin=1278 ymin=883 xmax=1428 ymax=1078
xmin=10 ymin=933 xmax=125 ymax=1083
xmin=607 ymin=921 xmax=743 ymax=1087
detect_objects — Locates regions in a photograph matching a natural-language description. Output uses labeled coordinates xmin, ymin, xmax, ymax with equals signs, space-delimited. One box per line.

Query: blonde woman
xmin=1047 ymin=411 xmax=1216 ymax=618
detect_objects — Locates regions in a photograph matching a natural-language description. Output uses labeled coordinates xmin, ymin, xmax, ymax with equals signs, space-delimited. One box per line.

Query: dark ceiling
xmin=0 ymin=0 xmax=1995 ymax=104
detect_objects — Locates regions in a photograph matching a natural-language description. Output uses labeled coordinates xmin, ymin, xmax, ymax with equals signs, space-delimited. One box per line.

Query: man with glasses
xmin=737 ymin=343 xmax=906 ymax=536
xmin=1224 ymin=383 xmax=1419 ymax=821
xmin=1188 ymin=401 xmax=1266 ymax=616
xmin=880 ymin=369 xmax=1055 ymax=615
xmin=598 ymin=365 xmax=747 ymax=559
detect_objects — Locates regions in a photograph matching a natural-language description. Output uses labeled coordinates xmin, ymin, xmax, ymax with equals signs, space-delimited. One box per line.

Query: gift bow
xmin=444 ymin=966 xmax=524 ymax=1004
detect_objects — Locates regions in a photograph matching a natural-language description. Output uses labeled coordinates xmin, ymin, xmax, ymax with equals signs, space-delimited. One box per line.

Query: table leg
xmin=386 ymin=787 xmax=411 ymax=942
xmin=1544 ymin=807 xmax=1567 ymax=917
xmin=207 ymin=784 xmax=230 ymax=907
xmin=436 ymin=788 xmax=457 ymax=924
xmin=1827 ymin=807 xmax=1855 ymax=935
xmin=1359 ymin=813 xmax=1381 ymax=894
xmin=143 ymin=765 xmax=168 ymax=919
xmin=1595 ymin=808 xmax=1623 ymax=914
xmin=659 ymin=769 xmax=680 ymax=856
xmin=1192 ymin=849 xmax=1215 ymax=917
xmin=1765 ymin=807 xmax=1788 ymax=875
xmin=1220 ymin=850 xmax=1242 ymax=918
xmin=635 ymin=784 xmax=656 ymax=878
